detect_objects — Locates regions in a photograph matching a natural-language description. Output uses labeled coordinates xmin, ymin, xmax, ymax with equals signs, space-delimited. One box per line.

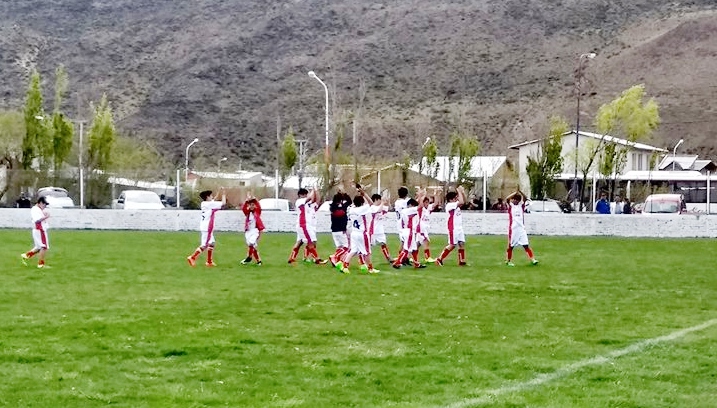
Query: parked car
xmin=37 ymin=186 xmax=75 ymax=208
xmin=113 ymin=190 xmax=165 ymax=210
xmin=258 ymin=198 xmax=291 ymax=212
xmin=641 ymin=194 xmax=686 ymax=214
xmin=525 ymin=199 xmax=565 ymax=213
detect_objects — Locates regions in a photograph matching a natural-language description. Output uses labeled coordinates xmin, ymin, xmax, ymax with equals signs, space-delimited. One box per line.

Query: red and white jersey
xmin=200 ymin=201 xmax=223 ymax=231
xmin=394 ymin=198 xmax=408 ymax=230
xmin=509 ymin=201 xmax=526 ymax=230
xmin=400 ymin=206 xmax=419 ymax=234
xmin=349 ymin=204 xmax=372 ymax=233
xmin=417 ymin=204 xmax=434 ymax=234
xmin=369 ymin=204 xmax=388 ymax=235
xmin=445 ymin=201 xmax=463 ymax=232
xmin=295 ymin=197 xmax=317 ymax=228
xmin=31 ymin=205 xmax=48 ymax=231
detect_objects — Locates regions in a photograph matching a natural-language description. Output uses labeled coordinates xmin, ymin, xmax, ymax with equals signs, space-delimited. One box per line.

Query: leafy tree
xmin=526 ymin=116 xmax=567 ymax=199
xmin=50 ymin=65 xmax=74 ymax=180
xmin=423 ymin=137 xmax=439 ymax=179
xmin=595 ymin=84 xmax=660 ymax=195
xmin=21 ymin=70 xmax=48 ymax=170
xmin=87 ymin=94 xmax=116 ymax=170
xmin=450 ymin=133 xmax=480 ymax=188
xmin=280 ymin=127 xmax=297 ymax=190
xmin=0 ymin=110 xmax=26 ymax=201
xmin=110 ymin=135 xmax=170 ymax=181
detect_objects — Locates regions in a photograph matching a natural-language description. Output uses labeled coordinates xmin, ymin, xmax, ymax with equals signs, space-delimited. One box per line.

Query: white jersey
xmin=349 ymin=204 xmax=372 ymax=233
xmin=509 ymin=201 xmax=526 ymax=231
xmin=400 ymin=206 xmax=419 ymax=234
xmin=418 ymin=204 xmax=433 ymax=234
xmin=369 ymin=204 xmax=387 ymax=235
xmin=295 ymin=197 xmax=317 ymax=228
xmin=445 ymin=201 xmax=463 ymax=232
xmin=394 ymin=198 xmax=408 ymax=230
xmin=31 ymin=205 xmax=48 ymax=231
xmin=200 ymin=200 xmax=223 ymax=231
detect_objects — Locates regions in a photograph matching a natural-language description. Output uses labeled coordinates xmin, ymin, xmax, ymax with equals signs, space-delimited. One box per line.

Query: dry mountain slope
xmin=0 ymin=0 xmax=715 ymax=171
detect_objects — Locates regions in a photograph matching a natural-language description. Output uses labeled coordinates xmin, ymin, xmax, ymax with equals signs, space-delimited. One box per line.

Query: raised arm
xmin=456 ymin=186 xmax=466 ymax=206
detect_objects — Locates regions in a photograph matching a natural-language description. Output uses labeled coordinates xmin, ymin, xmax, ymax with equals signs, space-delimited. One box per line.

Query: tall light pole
xmin=672 ymin=139 xmax=684 ymax=171
xmin=185 ymin=138 xmax=199 ymax=182
xmin=573 ymin=52 xmax=596 ymax=210
xmin=217 ymin=157 xmax=227 ymax=172
xmin=308 ymin=71 xmax=329 ymax=163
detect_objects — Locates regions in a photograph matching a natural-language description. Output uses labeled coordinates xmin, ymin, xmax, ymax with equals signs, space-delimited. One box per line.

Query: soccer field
xmin=2 ymin=230 xmax=716 ymax=407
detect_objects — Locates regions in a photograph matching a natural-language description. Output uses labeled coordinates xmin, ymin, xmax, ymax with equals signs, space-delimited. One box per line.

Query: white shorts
xmin=296 ymin=226 xmax=317 ymax=244
xmin=448 ymin=228 xmax=465 ymax=246
xmin=349 ymin=230 xmax=371 ymax=256
xmin=32 ymin=229 xmax=49 ymax=250
xmin=200 ymin=230 xmax=216 ymax=247
xmin=245 ymin=228 xmax=261 ymax=247
xmin=371 ymin=232 xmax=387 ymax=246
xmin=332 ymin=231 xmax=349 ymax=248
xmin=416 ymin=232 xmax=430 ymax=245
xmin=400 ymin=228 xmax=418 ymax=252
xmin=509 ymin=228 xmax=530 ymax=248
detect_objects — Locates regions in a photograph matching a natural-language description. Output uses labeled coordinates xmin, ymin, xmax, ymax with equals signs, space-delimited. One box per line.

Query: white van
xmin=258 ymin=198 xmax=291 ymax=211
xmin=113 ymin=190 xmax=165 ymax=210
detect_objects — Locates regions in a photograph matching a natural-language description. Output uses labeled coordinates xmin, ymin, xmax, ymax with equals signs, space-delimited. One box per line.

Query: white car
xmin=37 ymin=187 xmax=75 ymax=208
xmin=525 ymin=199 xmax=563 ymax=213
xmin=113 ymin=190 xmax=165 ymax=210
xmin=258 ymin=198 xmax=291 ymax=212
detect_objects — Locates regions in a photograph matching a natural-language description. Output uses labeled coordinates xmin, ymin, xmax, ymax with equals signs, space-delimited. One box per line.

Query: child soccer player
xmin=187 ymin=187 xmax=226 ymax=267
xmin=392 ymin=189 xmax=427 ymax=269
xmin=436 ymin=185 xmax=467 ymax=266
xmin=416 ymin=195 xmax=436 ymax=263
xmin=241 ymin=192 xmax=264 ymax=265
xmin=328 ymin=190 xmax=351 ymax=268
xmin=369 ymin=193 xmax=391 ymax=264
xmin=505 ymin=190 xmax=539 ymax=266
xmin=393 ymin=186 xmax=409 ymax=256
xmin=289 ymin=187 xmax=325 ymax=264
xmin=336 ymin=187 xmax=376 ymax=274
xmin=21 ymin=196 xmax=51 ymax=268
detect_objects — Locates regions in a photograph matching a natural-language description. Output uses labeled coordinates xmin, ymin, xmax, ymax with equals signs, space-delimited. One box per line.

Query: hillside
xmin=0 ymin=0 xmax=715 ymax=172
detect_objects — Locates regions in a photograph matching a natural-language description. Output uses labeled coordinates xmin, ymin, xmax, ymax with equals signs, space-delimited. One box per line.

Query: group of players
xmin=184 ymin=183 xmax=539 ymax=274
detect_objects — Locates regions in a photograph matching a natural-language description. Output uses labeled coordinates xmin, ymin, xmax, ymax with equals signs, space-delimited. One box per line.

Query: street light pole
xmin=308 ymin=71 xmax=329 ymax=163
xmin=672 ymin=139 xmax=684 ymax=172
xmin=572 ymin=52 xmax=596 ymax=211
xmin=185 ymin=138 xmax=199 ymax=182
xmin=217 ymin=157 xmax=227 ymax=172
xmin=77 ymin=120 xmax=86 ymax=208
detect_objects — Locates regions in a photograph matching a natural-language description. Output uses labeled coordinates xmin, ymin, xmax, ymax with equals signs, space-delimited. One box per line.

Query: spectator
xmin=491 ymin=198 xmax=508 ymax=212
xmin=595 ymin=193 xmax=610 ymax=214
xmin=623 ymin=197 xmax=632 ymax=214
xmin=16 ymin=193 xmax=32 ymax=208
xmin=613 ymin=195 xmax=624 ymax=214
xmin=468 ymin=194 xmax=483 ymax=211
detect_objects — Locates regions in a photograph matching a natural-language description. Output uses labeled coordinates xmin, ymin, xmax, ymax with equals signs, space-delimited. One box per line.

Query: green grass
xmin=1 ymin=230 xmax=716 ymax=407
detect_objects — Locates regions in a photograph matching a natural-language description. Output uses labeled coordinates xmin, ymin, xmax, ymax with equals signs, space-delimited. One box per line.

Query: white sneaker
xmin=20 ymin=253 xmax=28 ymax=266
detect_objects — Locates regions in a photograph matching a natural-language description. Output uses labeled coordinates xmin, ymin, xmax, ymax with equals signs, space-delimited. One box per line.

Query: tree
xmin=526 ymin=116 xmax=567 ymax=199
xmin=423 ymin=137 xmax=439 ymax=180
xmin=21 ymin=69 xmax=49 ymax=170
xmin=450 ymin=133 xmax=480 ymax=188
xmin=86 ymin=94 xmax=116 ymax=208
xmin=110 ymin=135 xmax=170 ymax=182
xmin=50 ymin=65 xmax=74 ymax=180
xmin=280 ymin=127 xmax=297 ymax=191
xmin=0 ymin=110 xmax=26 ymax=201
xmin=595 ymin=84 xmax=660 ymax=196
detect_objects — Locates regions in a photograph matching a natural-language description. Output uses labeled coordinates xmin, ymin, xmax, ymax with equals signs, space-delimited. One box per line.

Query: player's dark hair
xmin=407 ymin=198 xmax=418 ymax=207
xmin=37 ymin=196 xmax=48 ymax=205
xmin=297 ymin=188 xmax=309 ymax=197
xmin=446 ymin=191 xmax=458 ymax=201
xmin=422 ymin=197 xmax=430 ymax=203
xmin=342 ymin=193 xmax=351 ymax=202
xmin=398 ymin=186 xmax=409 ymax=198
xmin=353 ymin=195 xmax=365 ymax=207
xmin=332 ymin=193 xmax=343 ymax=204
xmin=371 ymin=193 xmax=382 ymax=201
xmin=199 ymin=190 xmax=212 ymax=201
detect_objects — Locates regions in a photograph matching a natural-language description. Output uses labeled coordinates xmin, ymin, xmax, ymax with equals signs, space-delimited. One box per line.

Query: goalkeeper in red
xmin=505 ymin=190 xmax=538 ymax=266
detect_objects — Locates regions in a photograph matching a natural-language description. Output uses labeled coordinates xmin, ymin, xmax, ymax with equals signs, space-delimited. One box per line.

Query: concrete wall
xmin=1 ymin=209 xmax=715 ymax=238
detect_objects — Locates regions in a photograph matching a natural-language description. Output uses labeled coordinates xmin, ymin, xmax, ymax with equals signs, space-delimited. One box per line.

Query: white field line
xmin=446 ymin=318 xmax=717 ymax=408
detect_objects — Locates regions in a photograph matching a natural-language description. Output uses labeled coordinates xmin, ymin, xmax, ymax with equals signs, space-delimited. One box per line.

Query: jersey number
xmin=353 ymin=220 xmax=360 ymax=229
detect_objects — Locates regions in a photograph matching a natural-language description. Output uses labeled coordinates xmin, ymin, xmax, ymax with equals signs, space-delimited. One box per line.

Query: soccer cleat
xmin=205 ymin=262 xmax=217 ymax=267
xmin=368 ymin=268 xmax=381 ymax=274
xmin=316 ymin=259 xmax=329 ymax=265
xmin=414 ymin=264 xmax=427 ymax=269
xmin=392 ymin=263 xmax=401 ymax=269
xmin=20 ymin=253 xmax=28 ymax=266
xmin=531 ymin=259 xmax=539 ymax=265
xmin=37 ymin=264 xmax=46 ymax=269
xmin=241 ymin=257 xmax=252 ymax=265
xmin=435 ymin=258 xmax=444 ymax=266
xmin=425 ymin=257 xmax=436 ymax=263
xmin=329 ymin=255 xmax=337 ymax=267
xmin=335 ymin=261 xmax=345 ymax=273
xmin=506 ymin=261 xmax=515 ymax=267
xmin=187 ymin=256 xmax=196 ymax=267
xmin=458 ymin=262 xmax=468 ymax=266
xmin=359 ymin=265 xmax=369 ymax=273
xmin=288 ymin=259 xmax=296 ymax=264
xmin=303 ymin=258 xmax=313 ymax=264
xmin=256 ymin=261 xmax=263 ymax=266
xmin=340 ymin=267 xmax=351 ymax=274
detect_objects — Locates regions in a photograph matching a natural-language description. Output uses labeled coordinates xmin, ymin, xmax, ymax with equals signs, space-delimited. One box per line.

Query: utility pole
xmin=297 ymin=139 xmax=308 ymax=189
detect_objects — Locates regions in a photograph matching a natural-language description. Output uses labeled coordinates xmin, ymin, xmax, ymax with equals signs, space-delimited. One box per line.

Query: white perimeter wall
xmin=1 ymin=209 xmax=715 ymax=238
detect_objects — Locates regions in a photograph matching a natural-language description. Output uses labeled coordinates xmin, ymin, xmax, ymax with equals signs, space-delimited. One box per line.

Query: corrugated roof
xmin=509 ymin=130 xmax=668 ymax=153
xmin=410 ymin=156 xmax=507 ymax=181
